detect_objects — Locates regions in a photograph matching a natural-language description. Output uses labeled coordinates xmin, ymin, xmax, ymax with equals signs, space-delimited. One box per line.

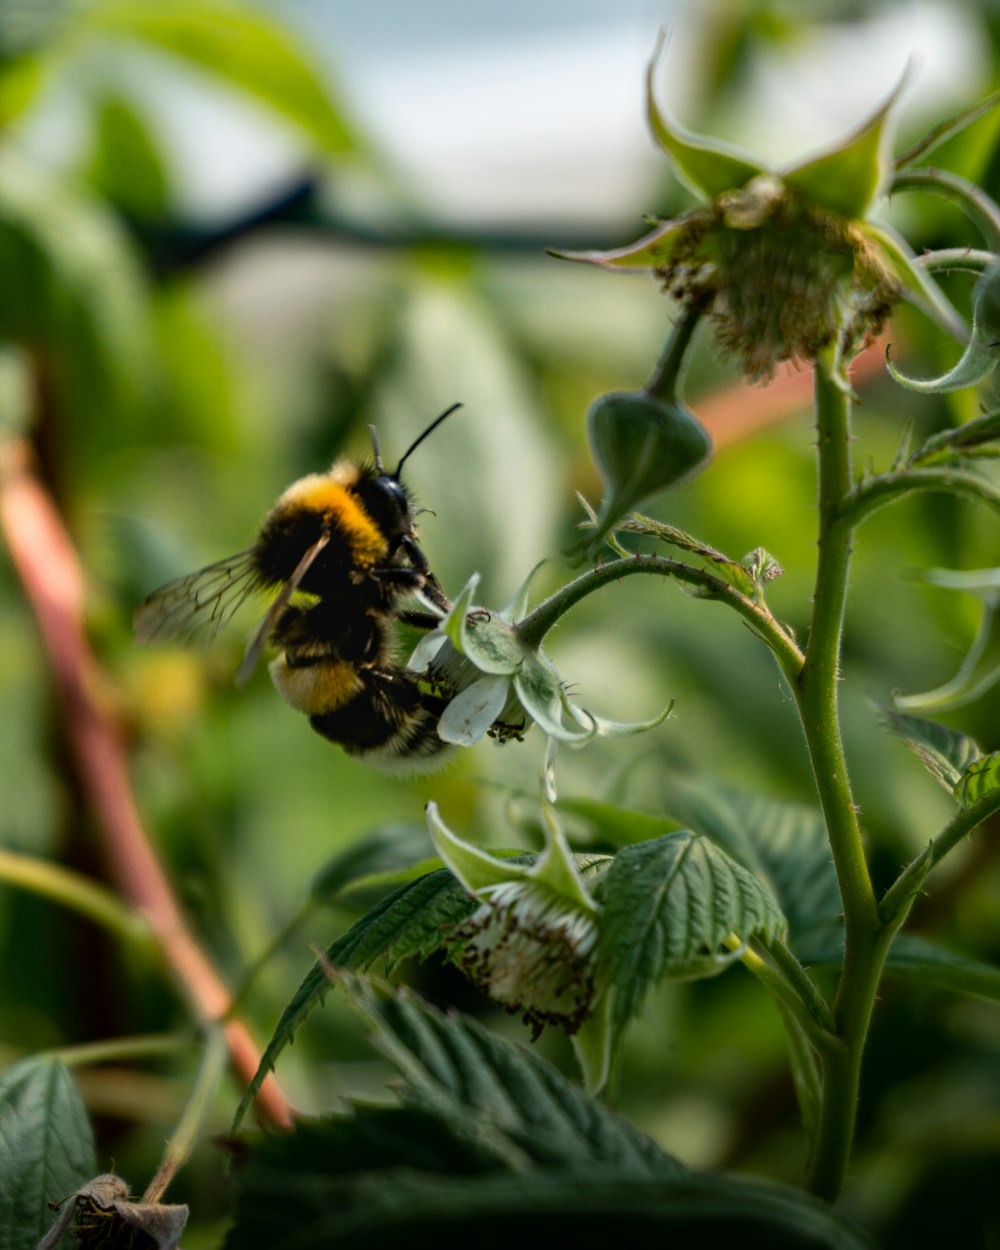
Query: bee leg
xmin=396 ymin=609 xmax=444 ymax=631
xmin=370 ymin=559 xmax=451 ymax=615
xmin=398 ymin=534 xmax=451 ymax=613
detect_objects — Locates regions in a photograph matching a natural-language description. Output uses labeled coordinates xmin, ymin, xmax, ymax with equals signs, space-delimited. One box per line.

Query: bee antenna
xmin=369 ymin=424 xmax=386 ymax=473
xmin=394 ymin=402 xmax=462 ymax=478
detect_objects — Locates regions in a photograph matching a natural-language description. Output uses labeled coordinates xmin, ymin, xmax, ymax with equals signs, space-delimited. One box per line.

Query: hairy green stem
xmin=142 ymin=1025 xmax=230 ymax=1203
xmin=842 ymin=466 xmax=1000 ymax=525
xmin=645 ymin=302 xmax=705 ymax=402
xmin=738 ymin=938 xmax=839 ymax=1052
xmin=0 ymin=848 xmax=153 ymax=948
xmin=892 ymin=167 xmax=1000 ymax=248
xmin=517 ymin=554 xmax=804 ymax=680
xmin=797 ymin=351 xmax=881 ymax=1201
xmin=753 ymin=934 xmax=838 ymax=1038
xmin=880 ymin=788 xmax=1000 ymax=928
xmin=917 ymin=247 xmax=996 ymax=276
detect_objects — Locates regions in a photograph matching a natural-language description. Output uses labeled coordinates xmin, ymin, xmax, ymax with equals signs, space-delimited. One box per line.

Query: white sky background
xmin=190 ymin=0 xmax=991 ymax=225
xmin=24 ymin=0 xmax=990 ymax=230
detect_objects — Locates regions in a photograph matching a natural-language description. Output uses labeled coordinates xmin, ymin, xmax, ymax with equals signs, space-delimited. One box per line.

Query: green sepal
xmin=865 ymin=221 xmax=969 ymax=343
xmin=896 ymin=567 xmax=1000 ymax=711
xmin=426 ymin=801 xmax=531 ymax=893
xmin=645 ymin=34 xmax=763 ymax=198
xmin=887 ymin=262 xmax=1000 ymax=393
xmin=782 ymin=72 xmax=904 ymax=218
xmin=549 ymin=216 xmax=688 ymax=271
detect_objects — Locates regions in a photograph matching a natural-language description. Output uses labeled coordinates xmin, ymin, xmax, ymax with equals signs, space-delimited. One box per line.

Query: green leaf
xmin=311 ymin=822 xmax=436 ymax=902
xmin=783 ymin=74 xmax=903 ymax=218
xmin=227 ymin=1007 xmax=876 ymax=1250
xmin=350 ymin=982 xmax=675 ymax=1175
xmin=555 ymin=797 xmax=684 ymax=850
xmin=655 ymin=781 xmax=840 ymax=944
xmin=955 ymin=751 xmax=1000 ymax=807
xmin=878 ymin=707 xmax=982 ymax=792
xmin=232 ymin=871 xmax=478 ymax=1131
xmin=601 ymin=831 xmax=786 ymax=1033
xmin=0 ymin=149 xmax=152 ymax=426
xmin=645 ymin=36 xmax=763 ymax=198
xmin=895 ymin=90 xmax=1000 ymax=169
xmin=227 ymin=1164 xmax=878 ymax=1249
xmin=0 ymin=1058 xmax=95 ymax=1250
xmin=85 ymin=92 xmax=170 ymax=218
xmin=86 ymin=0 xmax=361 ymax=156
xmin=884 ymin=933 xmax=1000 ymax=1001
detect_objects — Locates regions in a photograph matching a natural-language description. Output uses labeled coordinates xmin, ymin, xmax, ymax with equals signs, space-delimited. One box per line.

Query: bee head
xmin=365 ymin=403 xmax=463 ymax=539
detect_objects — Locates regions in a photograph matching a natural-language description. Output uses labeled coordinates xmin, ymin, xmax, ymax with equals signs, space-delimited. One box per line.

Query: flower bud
xmin=585 ymin=389 xmax=712 ymax=552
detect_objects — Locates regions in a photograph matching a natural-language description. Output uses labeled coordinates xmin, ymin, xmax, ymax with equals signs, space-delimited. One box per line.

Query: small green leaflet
xmin=232 ymin=869 xmax=478 ymax=1131
xmin=878 ymin=707 xmax=982 ymax=793
xmin=600 ymin=830 xmax=786 ymax=1034
xmin=621 ymin=516 xmax=782 ymax=602
xmin=955 ymin=751 xmax=1000 ymax=807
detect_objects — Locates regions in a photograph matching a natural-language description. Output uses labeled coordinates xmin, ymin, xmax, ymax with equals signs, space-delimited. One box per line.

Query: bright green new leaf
xmin=601 ymin=830 xmax=787 ymax=1033
xmin=86 ymin=0 xmax=362 ymax=156
xmin=955 ymin=751 xmax=1000 ymax=807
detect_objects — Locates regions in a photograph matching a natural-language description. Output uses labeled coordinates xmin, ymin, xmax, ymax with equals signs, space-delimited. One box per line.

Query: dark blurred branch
xmin=124 ymin=174 xmax=644 ymax=276
xmin=0 ymin=434 xmax=293 ymax=1130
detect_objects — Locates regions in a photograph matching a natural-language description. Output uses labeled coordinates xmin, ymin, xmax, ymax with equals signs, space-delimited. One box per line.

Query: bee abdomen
xmin=309 ymin=668 xmax=448 ymax=765
xmin=268 ymin=654 xmax=363 ymax=716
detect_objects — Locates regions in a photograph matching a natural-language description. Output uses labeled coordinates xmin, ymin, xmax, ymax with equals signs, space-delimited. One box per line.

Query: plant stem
xmin=880 ymin=788 xmax=1000 ymax=928
xmin=143 ymin=1026 xmax=230 ymax=1203
xmin=0 ymin=436 xmax=293 ymax=1130
xmin=796 ymin=350 xmax=882 ymax=1201
xmin=645 ymin=302 xmax=705 ymax=402
xmin=516 ymin=554 xmax=804 ymax=681
xmin=737 ymin=938 xmax=839 ymax=1052
xmin=0 ymin=848 xmax=152 ymax=948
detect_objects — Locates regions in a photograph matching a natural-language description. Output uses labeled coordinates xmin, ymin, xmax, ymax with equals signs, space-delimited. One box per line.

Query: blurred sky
xmin=23 ymin=0 xmax=992 ymax=230
xmin=146 ymin=1 xmax=993 ymax=221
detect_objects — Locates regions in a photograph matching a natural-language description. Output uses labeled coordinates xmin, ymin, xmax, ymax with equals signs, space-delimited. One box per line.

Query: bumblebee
xmin=134 ymin=406 xmax=461 ymax=767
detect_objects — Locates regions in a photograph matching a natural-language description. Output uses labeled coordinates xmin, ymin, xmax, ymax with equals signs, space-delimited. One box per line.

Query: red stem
xmin=0 ymin=438 xmax=293 ymax=1130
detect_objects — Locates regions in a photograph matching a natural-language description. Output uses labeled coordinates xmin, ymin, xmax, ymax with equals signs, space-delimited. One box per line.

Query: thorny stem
xmin=0 ymin=437 xmax=293 ymax=1131
xmin=516 ymin=554 xmax=805 ymax=682
xmin=797 ymin=350 xmax=882 ymax=1202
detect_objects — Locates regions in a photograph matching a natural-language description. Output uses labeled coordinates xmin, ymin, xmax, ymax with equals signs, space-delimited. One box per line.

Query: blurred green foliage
xmin=2 ymin=2 xmax=1000 ymax=1247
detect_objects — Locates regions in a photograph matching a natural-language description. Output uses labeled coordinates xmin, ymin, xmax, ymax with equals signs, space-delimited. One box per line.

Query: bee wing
xmin=134 ymin=550 xmax=260 ymax=646
xmin=236 ymin=533 xmax=331 ymax=687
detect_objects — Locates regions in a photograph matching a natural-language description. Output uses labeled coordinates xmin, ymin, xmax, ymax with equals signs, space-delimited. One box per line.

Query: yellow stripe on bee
xmin=279 ymin=469 xmax=387 ymax=568
xmin=269 ymin=655 xmax=363 ymax=715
